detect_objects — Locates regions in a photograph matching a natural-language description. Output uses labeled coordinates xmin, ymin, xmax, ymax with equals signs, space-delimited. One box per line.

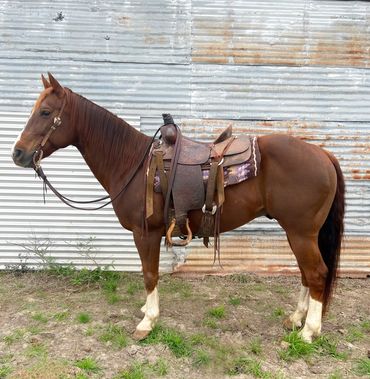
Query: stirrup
xmin=166 ymin=218 xmax=192 ymax=247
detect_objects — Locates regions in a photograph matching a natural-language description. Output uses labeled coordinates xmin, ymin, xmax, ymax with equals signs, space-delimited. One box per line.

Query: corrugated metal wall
xmin=0 ymin=0 xmax=369 ymax=276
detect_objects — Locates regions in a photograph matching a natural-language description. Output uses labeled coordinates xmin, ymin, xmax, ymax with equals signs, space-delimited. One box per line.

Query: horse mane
xmin=65 ymin=88 xmax=151 ymax=175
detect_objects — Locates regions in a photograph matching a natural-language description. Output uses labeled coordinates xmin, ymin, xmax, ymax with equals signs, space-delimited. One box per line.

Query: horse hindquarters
xmin=258 ymin=135 xmax=344 ymax=342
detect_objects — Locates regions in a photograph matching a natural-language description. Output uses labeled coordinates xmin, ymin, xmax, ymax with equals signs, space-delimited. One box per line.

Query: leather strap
xmin=155 ymin=151 xmax=168 ymax=200
xmin=146 ymin=156 xmax=157 ymax=219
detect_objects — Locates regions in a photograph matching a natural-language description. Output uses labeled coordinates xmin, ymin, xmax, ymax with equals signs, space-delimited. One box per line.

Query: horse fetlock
xmin=299 ymin=322 xmax=321 ymax=343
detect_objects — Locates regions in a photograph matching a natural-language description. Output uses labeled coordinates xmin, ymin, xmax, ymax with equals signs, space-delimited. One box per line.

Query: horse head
xmin=12 ymin=73 xmax=75 ymax=168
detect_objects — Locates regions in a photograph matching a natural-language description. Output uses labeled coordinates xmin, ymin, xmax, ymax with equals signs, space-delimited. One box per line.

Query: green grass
xmin=141 ymin=324 xmax=193 ymax=358
xmin=193 ymin=349 xmax=211 ymax=367
xmin=228 ymin=296 xmax=241 ymax=306
xmin=353 ymin=357 xmax=370 ymax=376
xmin=126 ymin=281 xmax=142 ymax=296
xmin=227 ymin=356 xmax=275 ymax=378
xmin=346 ymin=326 xmax=364 ymax=343
xmin=100 ymin=324 xmax=128 ymax=349
xmin=114 ymin=359 xmax=168 ymax=379
xmin=203 ymin=318 xmax=218 ymax=329
xmin=279 ymin=331 xmax=318 ymax=361
xmin=0 ymin=365 xmax=12 ymax=378
xmin=230 ymin=274 xmax=250 ymax=283
xmin=249 ymin=338 xmax=262 ymax=355
xmin=114 ymin=362 xmax=145 ymax=379
xmin=271 ymin=307 xmax=285 ymax=319
xmin=345 ymin=319 xmax=370 ymax=343
xmin=328 ymin=369 xmax=344 ymax=379
xmin=279 ymin=331 xmax=347 ymax=361
xmin=106 ymin=292 xmax=121 ymax=304
xmin=53 ymin=310 xmax=69 ymax=321
xmin=3 ymin=329 xmax=25 ymax=345
xmin=150 ymin=358 xmax=168 ymax=376
xmin=76 ymin=312 xmax=91 ymax=324
xmin=25 ymin=343 xmax=48 ymax=359
xmin=159 ymin=278 xmax=193 ymax=298
xmin=207 ymin=305 xmax=226 ymax=319
xmin=31 ymin=312 xmax=48 ymax=323
xmin=75 ymin=357 xmax=101 ymax=373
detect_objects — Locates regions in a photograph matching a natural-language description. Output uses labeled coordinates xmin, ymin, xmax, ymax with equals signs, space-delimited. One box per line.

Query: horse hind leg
xmin=284 ymin=282 xmax=309 ymax=329
xmin=286 ymin=233 xmax=328 ymax=343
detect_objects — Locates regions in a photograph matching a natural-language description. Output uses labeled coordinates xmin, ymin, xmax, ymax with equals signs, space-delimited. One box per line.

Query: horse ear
xmin=48 ymin=72 xmax=64 ymax=97
xmin=41 ymin=74 xmax=51 ymax=89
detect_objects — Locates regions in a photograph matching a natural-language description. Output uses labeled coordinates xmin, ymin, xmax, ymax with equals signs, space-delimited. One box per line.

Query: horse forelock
xmin=65 ymin=89 xmax=150 ymax=174
xmin=32 ymin=87 xmax=53 ymax=114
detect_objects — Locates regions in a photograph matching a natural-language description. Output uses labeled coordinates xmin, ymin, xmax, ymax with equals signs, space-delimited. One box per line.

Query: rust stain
xmin=116 ymin=16 xmax=131 ymax=27
xmin=144 ymin=35 xmax=168 ymax=45
xmin=192 ymin=18 xmax=369 ymax=68
xmin=175 ymin=234 xmax=370 ymax=276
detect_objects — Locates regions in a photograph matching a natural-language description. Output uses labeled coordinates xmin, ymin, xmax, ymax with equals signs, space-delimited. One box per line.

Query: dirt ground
xmin=0 ymin=271 xmax=368 ymax=379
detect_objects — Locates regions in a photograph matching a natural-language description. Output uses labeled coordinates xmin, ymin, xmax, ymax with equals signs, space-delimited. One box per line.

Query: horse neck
xmin=68 ymin=91 xmax=151 ymax=193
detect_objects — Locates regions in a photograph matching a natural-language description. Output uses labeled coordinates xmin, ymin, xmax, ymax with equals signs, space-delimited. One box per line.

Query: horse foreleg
xmin=132 ymin=228 xmax=162 ymax=340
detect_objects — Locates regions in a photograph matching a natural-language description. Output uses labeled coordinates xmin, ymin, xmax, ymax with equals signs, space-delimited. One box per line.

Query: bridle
xmin=32 ymin=95 xmax=161 ymax=210
xmin=32 ymin=96 xmax=66 ymax=170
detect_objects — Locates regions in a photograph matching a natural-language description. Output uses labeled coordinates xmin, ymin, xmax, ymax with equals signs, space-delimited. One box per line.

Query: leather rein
xmin=32 ymin=97 xmax=159 ymax=211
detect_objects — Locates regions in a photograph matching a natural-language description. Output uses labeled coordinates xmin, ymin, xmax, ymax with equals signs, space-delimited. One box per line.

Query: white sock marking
xmin=300 ymin=296 xmax=322 ymax=343
xmin=289 ymin=285 xmax=309 ymax=327
xmin=136 ymin=287 xmax=159 ymax=332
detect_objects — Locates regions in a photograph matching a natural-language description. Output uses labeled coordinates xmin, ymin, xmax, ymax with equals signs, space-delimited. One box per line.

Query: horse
xmin=12 ymin=73 xmax=345 ymax=343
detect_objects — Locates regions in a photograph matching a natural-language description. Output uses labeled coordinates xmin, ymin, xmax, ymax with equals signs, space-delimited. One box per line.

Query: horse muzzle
xmin=12 ymin=147 xmax=35 ymax=168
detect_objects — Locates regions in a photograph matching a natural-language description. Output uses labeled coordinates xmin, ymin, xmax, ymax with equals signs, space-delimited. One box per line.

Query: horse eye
xmin=40 ymin=109 xmax=51 ymax=117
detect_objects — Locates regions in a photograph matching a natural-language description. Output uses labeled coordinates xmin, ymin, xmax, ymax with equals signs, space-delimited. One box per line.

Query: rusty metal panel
xmin=1 ymin=0 xmax=370 ymax=276
xmin=192 ymin=0 xmax=370 ymax=68
xmin=191 ymin=64 xmax=370 ymax=122
xmin=0 ymin=0 xmax=191 ymax=64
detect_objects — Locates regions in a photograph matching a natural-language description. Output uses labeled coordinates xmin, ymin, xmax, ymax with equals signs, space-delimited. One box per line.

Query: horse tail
xmin=318 ymin=152 xmax=345 ymax=314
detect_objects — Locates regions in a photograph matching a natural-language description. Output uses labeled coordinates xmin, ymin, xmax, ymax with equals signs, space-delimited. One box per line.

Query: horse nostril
xmin=12 ymin=147 xmax=23 ymax=161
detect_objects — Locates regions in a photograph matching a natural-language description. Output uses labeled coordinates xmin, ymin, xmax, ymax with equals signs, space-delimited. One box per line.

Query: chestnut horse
xmin=12 ymin=73 xmax=345 ymax=342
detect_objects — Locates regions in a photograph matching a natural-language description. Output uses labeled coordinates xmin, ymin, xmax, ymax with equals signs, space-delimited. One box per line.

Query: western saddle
xmin=145 ymin=114 xmax=254 ymax=252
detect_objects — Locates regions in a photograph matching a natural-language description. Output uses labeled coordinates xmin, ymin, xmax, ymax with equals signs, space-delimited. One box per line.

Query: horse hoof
xmin=283 ymin=317 xmax=295 ymax=330
xmin=133 ymin=329 xmax=151 ymax=341
xmin=283 ymin=316 xmax=301 ymax=330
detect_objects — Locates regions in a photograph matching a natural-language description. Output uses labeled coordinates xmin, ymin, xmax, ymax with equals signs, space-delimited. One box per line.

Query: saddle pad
xmin=154 ymin=136 xmax=260 ymax=192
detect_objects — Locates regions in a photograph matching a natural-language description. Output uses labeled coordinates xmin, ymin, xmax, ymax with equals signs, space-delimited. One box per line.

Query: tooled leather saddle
xmin=145 ymin=114 xmax=260 ymax=253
